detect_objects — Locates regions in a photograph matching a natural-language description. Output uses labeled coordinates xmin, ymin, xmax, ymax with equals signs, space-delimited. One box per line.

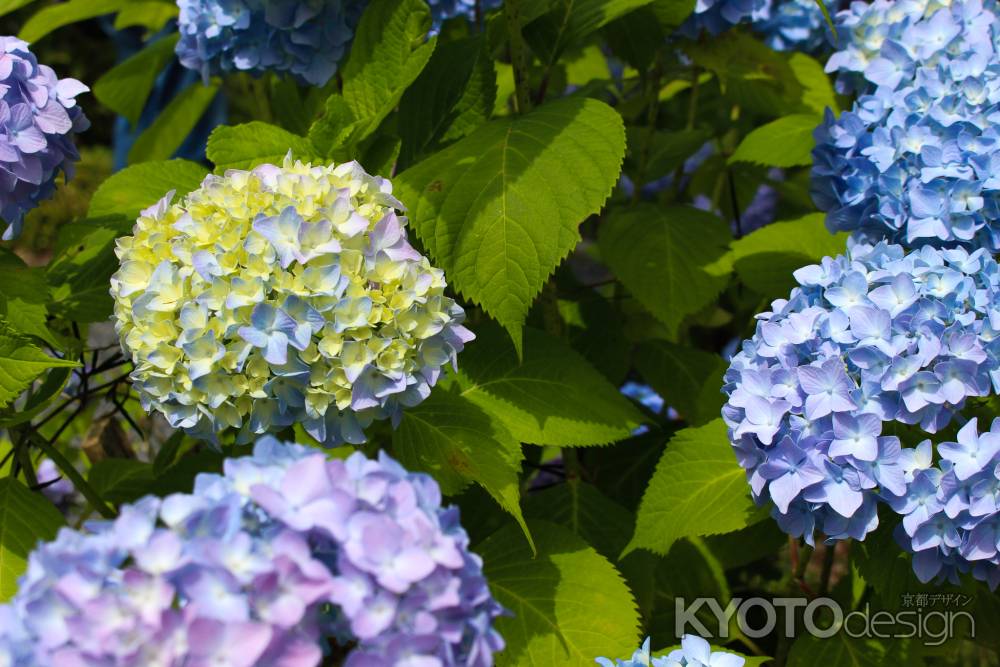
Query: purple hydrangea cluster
xmin=812 ymin=0 xmax=1000 ymax=251
xmin=175 ymin=0 xmax=366 ymax=86
xmin=0 ymin=437 xmax=505 ymax=666
xmin=888 ymin=418 xmax=1000 ymax=587
xmin=722 ymin=242 xmax=1000 ymax=587
xmin=0 ymin=37 xmax=88 ymax=240
xmin=679 ymin=0 xmax=769 ymax=38
xmin=596 ymin=636 xmax=746 ymax=667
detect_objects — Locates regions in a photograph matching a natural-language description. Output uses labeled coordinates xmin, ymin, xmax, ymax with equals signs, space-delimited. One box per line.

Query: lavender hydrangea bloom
xmin=723 ymin=242 xmax=1000 ymax=580
xmin=886 ymin=418 xmax=1000 ymax=588
xmin=0 ymin=37 xmax=88 ymax=240
xmin=596 ymin=636 xmax=746 ymax=667
xmin=175 ymin=0 xmax=366 ymax=86
xmin=813 ymin=0 xmax=1000 ymax=251
xmin=679 ymin=0 xmax=769 ymax=37
xmin=0 ymin=437 xmax=506 ymax=665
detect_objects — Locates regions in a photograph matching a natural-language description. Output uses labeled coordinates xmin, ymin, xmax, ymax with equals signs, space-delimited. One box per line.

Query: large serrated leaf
xmin=729 ymin=113 xmax=819 ymax=168
xmin=339 ymin=0 xmax=436 ymax=145
xmin=0 ymin=477 xmax=65 ymax=601
xmin=395 ymin=97 xmax=625 ymax=350
xmin=0 ymin=250 xmax=57 ymax=348
xmin=392 ymin=389 xmax=532 ymax=549
xmin=600 ymin=205 xmax=732 ymax=340
xmin=397 ymin=36 xmax=496 ymax=168
xmin=478 ymin=520 xmax=641 ymax=665
xmin=207 ymin=121 xmax=317 ymax=172
xmin=93 ymin=34 xmax=180 ymax=127
xmin=456 ymin=324 xmax=645 ymax=446
xmin=625 ymin=419 xmax=757 ymax=556
xmin=0 ymin=325 xmax=77 ymax=409
xmin=524 ymin=0 xmax=656 ymax=64
xmin=730 ymin=213 xmax=849 ymax=296
xmin=88 ymin=159 xmax=208 ymax=219
xmin=523 ymin=480 xmax=634 ymax=559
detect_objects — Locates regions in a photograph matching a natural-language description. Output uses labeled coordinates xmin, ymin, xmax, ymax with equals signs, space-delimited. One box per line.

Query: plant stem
xmin=818 ymin=544 xmax=836 ymax=596
xmin=504 ymin=0 xmax=532 ymax=114
xmin=28 ymin=432 xmax=116 ymax=519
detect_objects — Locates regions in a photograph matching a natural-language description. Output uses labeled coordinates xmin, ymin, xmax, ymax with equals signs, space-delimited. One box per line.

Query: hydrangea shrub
xmin=0 ymin=36 xmax=88 ymax=240
xmin=110 ymin=156 xmax=473 ymax=446
xmin=596 ymin=636 xmax=747 ymax=667
xmin=0 ymin=437 xmax=505 ymax=665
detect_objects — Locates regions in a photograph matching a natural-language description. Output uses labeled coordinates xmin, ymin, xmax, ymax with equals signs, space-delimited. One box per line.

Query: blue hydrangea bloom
xmin=426 ymin=0 xmax=502 ymax=25
xmin=679 ymin=0 xmax=831 ymax=52
xmin=813 ymin=0 xmax=1000 ymax=251
xmin=754 ymin=0 xmax=833 ymax=53
xmin=596 ymin=635 xmax=746 ymax=667
xmin=887 ymin=418 xmax=1000 ymax=588
xmin=0 ymin=437 xmax=506 ymax=665
xmin=175 ymin=0 xmax=366 ymax=86
xmin=0 ymin=37 xmax=88 ymax=240
xmin=723 ymin=242 xmax=1000 ymax=586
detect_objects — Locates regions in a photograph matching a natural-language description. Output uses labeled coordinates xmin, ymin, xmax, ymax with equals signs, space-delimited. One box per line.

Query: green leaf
xmin=787 ymin=634 xmax=895 ymax=667
xmin=649 ymin=538 xmax=733 ymax=645
xmin=397 ymin=36 xmax=497 ymax=168
xmin=339 ymin=0 xmax=437 ymax=145
xmin=730 ymin=213 xmax=849 ymax=296
xmin=0 ymin=0 xmax=37 ymax=20
xmin=523 ymin=480 xmax=634 ymax=559
xmin=89 ymin=159 xmax=209 ymax=219
xmin=93 ymin=34 xmax=180 ymax=127
xmin=627 ymin=127 xmax=712 ymax=180
xmin=207 ymin=121 xmax=317 ymax=172
xmin=395 ymin=97 xmax=626 ymax=348
xmin=0 ymin=477 xmax=64 ymax=601
xmin=0 ymin=324 xmax=77 ymax=409
xmin=625 ymin=419 xmax=756 ymax=556
xmin=790 ymin=52 xmax=838 ymax=114
xmin=0 ymin=250 xmax=58 ymax=348
xmin=478 ymin=521 xmax=641 ymax=665
xmin=600 ymin=204 xmax=732 ymax=339
xmin=308 ymin=95 xmax=359 ymax=157
xmin=649 ymin=0 xmax=695 ymax=27
xmin=47 ymin=216 xmax=135 ymax=323
xmin=88 ymin=459 xmax=155 ymax=505
xmin=113 ymin=0 xmax=178 ymax=32
xmin=729 ymin=113 xmax=819 ymax=168
xmin=392 ymin=389 xmax=532 ymax=549
xmin=0 ymin=366 xmax=71 ymax=428
xmin=634 ymin=340 xmax=727 ymax=426
xmin=456 ymin=324 xmax=645 ymax=446
xmin=19 ymin=0 xmax=125 ymax=42
xmin=524 ymin=0 xmax=656 ymax=64
xmin=129 ymin=82 xmax=220 ymax=164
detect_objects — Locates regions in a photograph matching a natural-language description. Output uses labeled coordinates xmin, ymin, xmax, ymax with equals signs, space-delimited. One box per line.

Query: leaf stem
xmin=27 ymin=432 xmax=116 ymax=519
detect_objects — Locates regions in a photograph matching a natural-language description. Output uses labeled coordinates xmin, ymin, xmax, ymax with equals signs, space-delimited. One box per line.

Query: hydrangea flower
xmin=0 ymin=437 xmax=506 ymax=665
xmin=723 ymin=241 xmax=1000 ymax=586
xmin=175 ymin=0 xmax=366 ymax=86
xmin=887 ymin=418 xmax=1000 ymax=587
xmin=679 ymin=0 xmax=830 ymax=51
xmin=110 ymin=155 xmax=473 ymax=447
xmin=426 ymin=0 xmax=502 ymax=26
xmin=754 ymin=0 xmax=833 ymax=53
xmin=0 ymin=37 xmax=88 ymax=240
xmin=813 ymin=0 xmax=1000 ymax=251
xmin=596 ymin=636 xmax=746 ymax=667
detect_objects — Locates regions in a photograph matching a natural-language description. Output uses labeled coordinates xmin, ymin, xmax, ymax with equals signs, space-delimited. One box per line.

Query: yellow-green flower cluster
xmin=110 ymin=156 xmax=473 ymax=446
